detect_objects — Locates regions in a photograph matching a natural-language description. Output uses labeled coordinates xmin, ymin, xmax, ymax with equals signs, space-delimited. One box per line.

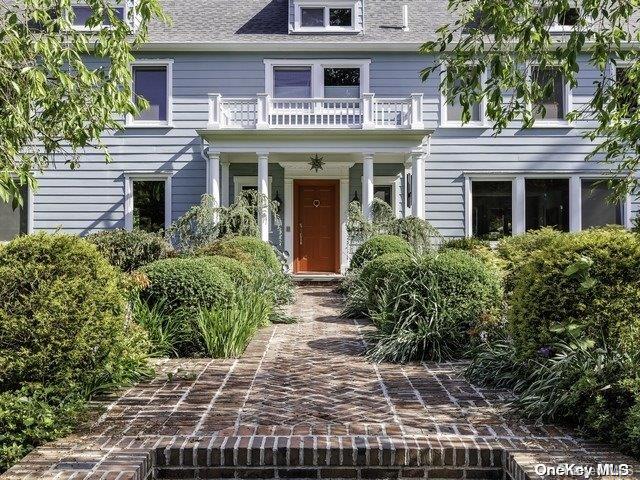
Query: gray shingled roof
xmin=146 ymin=0 xmax=451 ymax=45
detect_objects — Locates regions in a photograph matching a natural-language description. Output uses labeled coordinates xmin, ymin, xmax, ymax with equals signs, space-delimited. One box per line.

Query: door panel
xmin=294 ymin=181 xmax=339 ymax=273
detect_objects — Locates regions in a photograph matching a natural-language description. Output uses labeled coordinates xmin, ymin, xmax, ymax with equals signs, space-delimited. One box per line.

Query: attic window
xmin=550 ymin=7 xmax=579 ymax=31
xmin=292 ymin=2 xmax=360 ymax=33
xmin=71 ymin=3 xmax=126 ymax=29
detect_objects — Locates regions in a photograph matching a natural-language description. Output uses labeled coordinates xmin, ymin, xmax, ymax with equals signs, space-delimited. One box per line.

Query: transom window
xmin=128 ymin=60 xmax=173 ymax=126
xmin=531 ymin=66 xmax=568 ymax=121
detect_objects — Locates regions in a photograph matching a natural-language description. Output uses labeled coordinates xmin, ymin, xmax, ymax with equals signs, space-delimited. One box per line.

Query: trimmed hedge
xmin=140 ymin=257 xmax=235 ymax=311
xmin=201 ymin=255 xmax=251 ymax=287
xmin=201 ymin=236 xmax=281 ymax=273
xmin=86 ymin=229 xmax=173 ymax=272
xmin=508 ymin=228 xmax=640 ymax=360
xmin=360 ymin=252 xmax=414 ymax=314
xmin=350 ymin=235 xmax=412 ymax=270
xmin=0 ymin=233 xmax=149 ymax=393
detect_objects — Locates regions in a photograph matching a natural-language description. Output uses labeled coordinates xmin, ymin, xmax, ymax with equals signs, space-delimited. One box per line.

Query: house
xmin=1 ymin=0 xmax=636 ymax=274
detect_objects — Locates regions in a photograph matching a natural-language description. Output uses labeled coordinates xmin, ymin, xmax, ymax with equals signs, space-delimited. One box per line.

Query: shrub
xmin=350 ymin=235 xmax=412 ymax=270
xmin=141 ymin=257 xmax=235 ymax=312
xmin=508 ymin=228 xmax=640 ymax=360
xmin=388 ymin=216 xmax=442 ymax=253
xmin=0 ymin=233 xmax=150 ymax=393
xmin=367 ymin=249 xmax=503 ymax=362
xmin=441 ymin=237 xmax=507 ymax=279
xmin=441 ymin=237 xmax=491 ymax=251
xmin=86 ymin=229 xmax=173 ymax=272
xmin=219 ymin=236 xmax=282 ymax=272
xmin=201 ymin=255 xmax=251 ymax=287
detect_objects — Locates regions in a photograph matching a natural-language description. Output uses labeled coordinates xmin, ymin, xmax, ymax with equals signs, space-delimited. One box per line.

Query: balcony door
xmin=294 ymin=180 xmax=340 ymax=273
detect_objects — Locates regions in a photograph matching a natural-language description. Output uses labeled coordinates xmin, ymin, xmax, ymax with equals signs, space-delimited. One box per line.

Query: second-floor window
xmin=129 ymin=60 xmax=173 ymax=126
xmin=274 ymin=67 xmax=312 ymax=98
xmin=324 ymin=68 xmax=360 ymax=98
xmin=292 ymin=1 xmax=360 ymax=33
xmin=71 ymin=3 xmax=125 ymax=29
xmin=446 ymin=78 xmax=481 ymax=123
xmin=531 ymin=66 xmax=568 ymax=121
xmin=615 ymin=66 xmax=638 ymax=115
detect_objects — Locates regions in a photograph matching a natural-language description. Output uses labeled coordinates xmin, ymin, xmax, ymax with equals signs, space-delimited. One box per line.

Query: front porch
xmin=196 ymin=130 xmax=431 ymax=274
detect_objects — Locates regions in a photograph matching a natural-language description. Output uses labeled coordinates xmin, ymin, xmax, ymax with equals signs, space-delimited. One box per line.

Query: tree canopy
xmin=0 ymin=0 xmax=167 ymax=206
xmin=422 ymin=0 xmax=640 ymax=198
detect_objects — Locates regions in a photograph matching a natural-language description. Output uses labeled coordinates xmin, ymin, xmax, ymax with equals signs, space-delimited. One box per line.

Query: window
xmin=550 ymin=7 xmax=579 ymax=30
xmin=526 ymin=179 xmax=570 ymax=231
xmin=406 ymin=173 xmax=413 ymax=210
xmin=274 ymin=67 xmax=312 ymax=98
xmin=129 ymin=60 xmax=173 ymax=126
xmin=374 ymin=185 xmax=393 ymax=206
xmin=71 ymin=4 xmax=125 ymax=29
xmin=446 ymin=78 xmax=481 ymax=123
xmin=301 ymin=8 xmax=325 ymax=27
xmin=582 ymin=180 xmax=622 ymax=228
xmin=125 ymin=174 xmax=171 ymax=232
xmin=472 ymin=181 xmax=512 ymax=240
xmin=324 ymin=68 xmax=360 ymax=98
xmin=615 ymin=67 xmax=638 ymax=115
xmin=0 ymin=186 xmax=29 ymax=242
xmin=329 ymin=8 xmax=353 ymax=27
xmin=531 ymin=67 xmax=567 ymax=121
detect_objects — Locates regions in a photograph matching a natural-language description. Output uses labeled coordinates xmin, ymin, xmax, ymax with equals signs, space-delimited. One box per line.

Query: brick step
xmin=154 ymin=435 xmax=508 ymax=480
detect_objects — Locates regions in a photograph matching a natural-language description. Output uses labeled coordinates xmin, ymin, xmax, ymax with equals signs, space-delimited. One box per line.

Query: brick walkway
xmin=3 ymin=285 xmax=639 ymax=480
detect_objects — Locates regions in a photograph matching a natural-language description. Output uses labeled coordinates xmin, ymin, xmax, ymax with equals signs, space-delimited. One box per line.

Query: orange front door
xmin=294 ymin=180 xmax=340 ymax=274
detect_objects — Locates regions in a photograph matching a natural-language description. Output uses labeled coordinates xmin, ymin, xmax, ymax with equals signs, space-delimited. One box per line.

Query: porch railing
xmin=207 ymin=93 xmax=424 ymax=130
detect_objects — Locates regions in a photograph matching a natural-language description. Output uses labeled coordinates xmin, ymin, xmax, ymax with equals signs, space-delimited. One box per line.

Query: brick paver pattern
xmin=4 ymin=285 xmax=639 ymax=480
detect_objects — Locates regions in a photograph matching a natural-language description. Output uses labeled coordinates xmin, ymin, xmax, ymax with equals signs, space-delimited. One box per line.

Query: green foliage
xmin=0 ymin=387 xmax=85 ymax=473
xmin=350 ymin=235 xmax=413 ymax=270
xmin=367 ymin=250 xmax=503 ymax=362
xmin=0 ymin=233 xmax=150 ymax=394
xmin=508 ymin=228 xmax=640 ymax=360
xmin=200 ymin=255 xmax=251 ymax=287
xmin=0 ymin=0 xmax=167 ymax=206
xmin=388 ymin=216 xmax=442 ymax=254
xmin=86 ymin=229 xmax=174 ymax=272
xmin=195 ymin=287 xmax=272 ymax=358
xmin=442 ymin=237 xmax=507 ymax=279
xmin=168 ymin=194 xmax=281 ymax=252
xmin=441 ymin=237 xmax=490 ymax=251
xmin=141 ymin=257 xmax=235 ymax=312
xmin=130 ymin=296 xmax=180 ymax=357
xmin=218 ymin=236 xmax=283 ymax=273
xmin=421 ymin=0 xmax=640 ymax=198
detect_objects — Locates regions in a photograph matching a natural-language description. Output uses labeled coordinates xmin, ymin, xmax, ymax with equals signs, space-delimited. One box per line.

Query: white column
xmin=410 ymin=151 xmax=425 ymax=218
xmin=362 ymin=153 xmax=374 ymax=219
xmin=284 ymin=178 xmax=294 ymax=271
xmin=464 ymin=176 xmax=472 ymax=237
xmin=257 ymin=152 xmax=270 ymax=242
xmin=512 ymin=176 xmax=526 ymax=235
xmin=221 ymin=161 xmax=230 ymax=207
xmin=569 ymin=175 xmax=582 ymax=232
xmin=207 ymin=150 xmax=221 ymax=207
xmin=340 ymin=178 xmax=350 ymax=273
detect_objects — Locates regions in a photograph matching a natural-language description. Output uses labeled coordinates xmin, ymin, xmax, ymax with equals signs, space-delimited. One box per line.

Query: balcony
xmin=207 ymin=93 xmax=425 ymax=130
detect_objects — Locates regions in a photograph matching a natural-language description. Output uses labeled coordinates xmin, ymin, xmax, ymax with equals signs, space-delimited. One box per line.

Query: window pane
xmin=616 ymin=67 xmax=638 ymax=115
xmin=557 ymin=8 xmax=579 ymax=26
xmin=374 ymin=185 xmax=393 ymax=206
xmin=274 ymin=67 xmax=312 ymax=98
xmin=329 ymin=8 xmax=352 ymax=26
xmin=0 ymin=186 xmax=28 ymax=242
xmin=525 ymin=179 xmax=569 ymax=231
xmin=472 ymin=181 xmax=512 ymax=240
xmin=301 ymin=7 xmax=324 ymax=27
xmin=72 ymin=5 xmax=124 ymax=26
xmin=133 ymin=67 xmax=167 ymax=122
xmin=532 ymin=67 xmax=565 ymax=120
xmin=446 ymin=79 xmax=481 ymax=122
xmin=324 ymin=68 xmax=360 ymax=98
xmin=133 ymin=181 xmax=165 ymax=232
xmin=582 ymin=180 xmax=622 ymax=228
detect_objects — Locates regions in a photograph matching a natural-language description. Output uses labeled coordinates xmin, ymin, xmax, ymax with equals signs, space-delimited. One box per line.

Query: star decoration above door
xmin=309 ymin=154 xmax=325 ymax=173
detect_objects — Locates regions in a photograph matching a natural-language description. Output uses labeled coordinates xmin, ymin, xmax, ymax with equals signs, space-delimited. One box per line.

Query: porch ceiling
xmin=196 ymin=128 xmax=432 ymax=154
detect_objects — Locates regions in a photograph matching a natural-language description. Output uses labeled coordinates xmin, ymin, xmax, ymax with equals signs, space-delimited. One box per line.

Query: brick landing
xmin=3 ymin=286 xmax=639 ymax=480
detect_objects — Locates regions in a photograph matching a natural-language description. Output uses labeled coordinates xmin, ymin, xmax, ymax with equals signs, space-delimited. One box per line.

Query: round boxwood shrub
xmin=0 ymin=233 xmax=149 ymax=392
xmin=367 ymin=249 xmax=503 ymax=362
xmin=218 ymin=236 xmax=282 ymax=272
xmin=201 ymin=255 xmax=251 ymax=287
xmin=86 ymin=229 xmax=173 ymax=272
xmin=509 ymin=228 xmax=640 ymax=360
xmin=350 ymin=235 xmax=412 ymax=270
xmin=140 ymin=257 xmax=235 ymax=311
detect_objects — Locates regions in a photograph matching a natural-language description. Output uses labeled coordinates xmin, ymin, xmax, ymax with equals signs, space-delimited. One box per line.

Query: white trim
xmin=439 ymin=64 xmax=488 ymax=128
xmin=126 ymin=59 xmax=174 ymax=128
xmin=233 ymin=176 xmax=273 ymax=200
xmin=527 ymin=64 xmax=573 ymax=127
xmin=361 ymin=175 xmax=402 ymax=217
xmin=292 ymin=0 xmax=361 ymax=34
xmin=264 ymin=58 xmax=370 ymax=98
xmin=569 ymin=175 xmax=582 ymax=232
xmin=69 ymin=1 xmax=129 ymax=31
xmin=124 ymin=171 xmax=172 ymax=231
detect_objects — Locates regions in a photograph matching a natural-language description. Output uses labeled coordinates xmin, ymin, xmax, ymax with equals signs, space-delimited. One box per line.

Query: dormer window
xmin=290 ymin=1 xmax=362 ymax=33
xmin=550 ymin=7 xmax=579 ymax=31
xmin=70 ymin=2 xmax=126 ymax=30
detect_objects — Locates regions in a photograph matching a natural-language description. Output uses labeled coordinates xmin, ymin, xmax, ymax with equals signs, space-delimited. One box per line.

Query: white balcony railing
xmin=207 ymin=93 xmax=424 ymax=130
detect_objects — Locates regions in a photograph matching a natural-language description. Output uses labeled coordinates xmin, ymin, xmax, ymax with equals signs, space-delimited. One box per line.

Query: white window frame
xmin=527 ymin=65 xmax=573 ymax=127
xmin=69 ymin=2 xmax=129 ymax=31
xmin=293 ymin=1 xmax=359 ymax=33
xmin=439 ymin=64 xmax=488 ymax=128
xmin=464 ymin=172 xmax=632 ymax=238
xmin=126 ymin=59 xmax=174 ymax=128
xmin=264 ymin=59 xmax=370 ymax=98
xmin=233 ymin=176 xmax=273 ymax=201
xmin=124 ymin=171 xmax=172 ymax=231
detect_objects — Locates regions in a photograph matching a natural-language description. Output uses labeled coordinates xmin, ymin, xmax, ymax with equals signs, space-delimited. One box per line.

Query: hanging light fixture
xmin=352 ymin=190 xmax=360 ymax=203
xmin=309 ymin=154 xmax=325 ymax=172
